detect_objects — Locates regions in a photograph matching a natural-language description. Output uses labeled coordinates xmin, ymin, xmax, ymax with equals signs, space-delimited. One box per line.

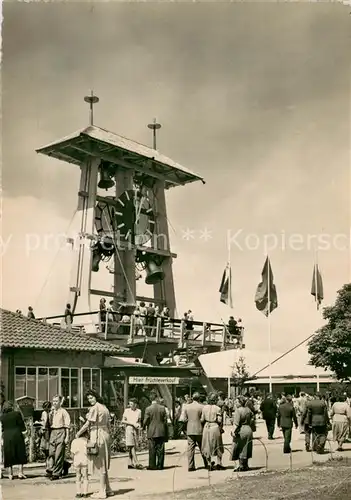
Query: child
xmin=70 ymin=428 xmax=89 ymax=498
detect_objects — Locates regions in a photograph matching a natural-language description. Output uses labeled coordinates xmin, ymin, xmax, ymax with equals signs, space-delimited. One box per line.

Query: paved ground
xmin=2 ymin=421 xmax=351 ymax=499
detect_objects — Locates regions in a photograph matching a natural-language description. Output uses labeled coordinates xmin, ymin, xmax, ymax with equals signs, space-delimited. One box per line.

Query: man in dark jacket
xmin=277 ymin=394 xmax=298 ymax=453
xmin=301 ymin=393 xmax=329 ymax=454
xmin=143 ymin=391 xmax=168 ymax=470
xmin=260 ymin=394 xmax=277 ymax=440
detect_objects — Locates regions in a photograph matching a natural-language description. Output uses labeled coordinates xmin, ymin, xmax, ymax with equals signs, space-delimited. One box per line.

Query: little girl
xmin=70 ymin=428 xmax=89 ymax=498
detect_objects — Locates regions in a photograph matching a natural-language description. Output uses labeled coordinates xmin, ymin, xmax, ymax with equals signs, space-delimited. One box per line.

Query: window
xmin=61 ymin=368 xmax=79 ymax=408
xmin=81 ymin=368 xmax=102 ymax=407
xmin=14 ymin=366 xmax=101 ymax=408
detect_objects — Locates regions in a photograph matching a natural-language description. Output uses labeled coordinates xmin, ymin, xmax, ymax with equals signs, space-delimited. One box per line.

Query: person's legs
xmin=155 ymin=438 xmax=165 ymax=470
xmin=283 ymin=428 xmax=292 ymax=453
xmin=76 ymin=467 xmax=82 ymax=496
xmin=127 ymin=446 xmax=133 ymax=467
xmin=304 ymin=425 xmax=312 ymax=451
xmin=82 ymin=466 xmax=89 ymax=496
xmin=195 ymin=435 xmax=208 ymax=468
xmin=148 ymin=439 xmax=157 ymax=469
xmin=187 ymin=435 xmax=196 ymax=470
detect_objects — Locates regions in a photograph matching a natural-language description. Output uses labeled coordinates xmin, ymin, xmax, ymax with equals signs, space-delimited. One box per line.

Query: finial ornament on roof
xmin=148 ymin=117 xmax=161 ymax=150
xmin=84 ymin=91 xmax=99 ymax=126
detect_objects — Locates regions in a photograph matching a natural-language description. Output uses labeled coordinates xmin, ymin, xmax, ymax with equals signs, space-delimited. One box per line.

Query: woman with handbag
xmin=231 ymin=396 xmax=254 ymax=472
xmin=75 ymin=390 xmax=113 ymax=499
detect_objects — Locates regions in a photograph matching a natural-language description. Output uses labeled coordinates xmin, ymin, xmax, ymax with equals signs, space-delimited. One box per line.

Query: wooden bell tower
xmin=36 ymin=94 xmax=205 ymax=333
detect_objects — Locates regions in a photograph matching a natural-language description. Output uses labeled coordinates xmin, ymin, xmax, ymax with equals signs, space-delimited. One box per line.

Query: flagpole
xmin=267 ymin=255 xmax=272 ymax=393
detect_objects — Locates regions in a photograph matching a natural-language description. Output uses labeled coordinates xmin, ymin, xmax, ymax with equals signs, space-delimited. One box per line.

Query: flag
xmin=219 ymin=264 xmax=233 ymax=307
xmin=311 ymin=263 xmax=324 ymax=310
xmin=255 ymin=256 xmax=278 ymax=317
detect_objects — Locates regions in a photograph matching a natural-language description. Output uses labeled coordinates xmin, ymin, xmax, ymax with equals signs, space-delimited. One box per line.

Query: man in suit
xmin=277 ymin=394 xmax=298 ymax=453
xmin=179 ymin=392 xmax=208 ymax=471
xmin=143 ymin=391 xmax=168 ymax=470
xmin=301 ymin=393 xmax=329 ymax=454
xmin=260 ymin=393 xmax=277 ymax=440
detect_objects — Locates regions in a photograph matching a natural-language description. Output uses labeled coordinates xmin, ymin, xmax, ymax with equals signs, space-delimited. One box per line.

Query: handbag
xmin=87 ymin=417 xmax=99 ymax=456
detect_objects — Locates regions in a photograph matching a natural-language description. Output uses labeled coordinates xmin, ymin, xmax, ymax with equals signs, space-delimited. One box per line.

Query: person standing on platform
xmin=277 ymin=395 xmax=298 ymax=453
xmin=47 ymin=395 xmax=71 ymax=480
xmin=143 ymin=392 xmax=168 ymax=470
xmin=179 ymin=392 xmax=208 ymax=471
xmin=260 ymin=394 xmax=277 ymax=440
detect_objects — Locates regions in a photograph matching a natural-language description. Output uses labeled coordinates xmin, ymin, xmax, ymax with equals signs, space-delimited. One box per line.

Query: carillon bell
xmin=145 ymin=260 xmax=165 ymax=285
xmin=91 ymin=247 xmax=102 ymax=272
xmin=98 ymin=168 xmax=115 ymax=190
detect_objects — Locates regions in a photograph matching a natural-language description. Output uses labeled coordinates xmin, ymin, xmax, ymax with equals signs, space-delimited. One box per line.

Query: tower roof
xmin=37 ymin=125 xmax=205 ymax=189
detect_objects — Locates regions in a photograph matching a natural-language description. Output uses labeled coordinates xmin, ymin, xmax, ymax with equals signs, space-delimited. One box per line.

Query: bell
xmin=91 ymin=247 xmax=102 ymax=272
xmin=145 ymin=260 xmax=165 ymax=285
xmin=98 ymin=169 xmax=115 ymax=190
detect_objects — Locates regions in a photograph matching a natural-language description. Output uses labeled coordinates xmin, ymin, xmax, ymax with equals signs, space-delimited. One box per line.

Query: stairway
xmin=142 ymin=351 xmax=173 ymax=411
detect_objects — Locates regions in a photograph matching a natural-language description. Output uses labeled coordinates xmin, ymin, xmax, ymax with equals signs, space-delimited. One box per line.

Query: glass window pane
xmin=49 ymin=368 xmax=59 ymax=401
xmin=92 ymin=370 xmax=101 ymax=394
xmin=61 ymin=369 xmax=69 ymax=377
xmin=71 ymin=369 xmax=78 ymax=378
xmin=71 ymin=377 xmax=79 ymax=408
xmin=38 ymin=368 xmax=48 ymax=409
xmin=15 ymin=368 xmax=26 ymax=400
xmin=26 ymin=367 xmax=36 ymax=400
xmin=61 ymin=378 xmax=70 ymax=407
xmin=82 ymin=369 xmax=92 ymax=407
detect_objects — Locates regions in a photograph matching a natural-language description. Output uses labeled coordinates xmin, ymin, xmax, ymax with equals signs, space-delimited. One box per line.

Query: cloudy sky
xmin=2 ymin=2 xmax=350 ymax=363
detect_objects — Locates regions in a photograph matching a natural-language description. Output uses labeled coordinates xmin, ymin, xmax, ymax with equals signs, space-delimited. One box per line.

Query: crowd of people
xmin=260 ymin=391 xmax=351 ymax=454
xmin=1 ymin=389 xmax=350 ymax=497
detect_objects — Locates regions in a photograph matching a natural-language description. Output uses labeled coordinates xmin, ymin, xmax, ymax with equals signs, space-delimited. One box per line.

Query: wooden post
xmin=202 ymin=322 xmax=207 ymax=347
xmin=129 ymin=315 xmax=135 ymax=344
xmin=28 ymin=417 xmax=34 ymax=463
xmin=221 ymin=325 xmax=226 ymax=350
xmin=155 ymin=317 xmax=162 ymax=343
xmin=179 ymin=320 xmax=185 ymax=348
xmin=123 ymin=373 xmax=129 ymax=408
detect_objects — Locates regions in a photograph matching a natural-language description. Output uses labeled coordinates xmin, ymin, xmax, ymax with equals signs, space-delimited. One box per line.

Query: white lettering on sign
xmin=129 ymin=377 xmax=180 ymax=385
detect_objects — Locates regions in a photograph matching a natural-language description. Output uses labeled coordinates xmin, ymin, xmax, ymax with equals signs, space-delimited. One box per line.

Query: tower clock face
xmin=95 ymin=197 xmax=117 ymax=236
xmin=115 ymin=189 xmax=156 ymax=246
xmin=94 ymin=190 xmax=155 ymax=246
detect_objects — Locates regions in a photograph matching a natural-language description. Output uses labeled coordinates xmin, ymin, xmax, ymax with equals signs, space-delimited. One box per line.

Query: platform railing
xmin=41 ymin=311 xmax=243 ymax=348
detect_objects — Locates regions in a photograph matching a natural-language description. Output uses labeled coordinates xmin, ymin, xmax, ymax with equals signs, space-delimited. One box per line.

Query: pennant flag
xmin=219 ymin=264 xmax=233 ymax=308
xmin=255 ymin=256 xmax=278 ymax=317
xmin=311 ymin=263 xmax=324 ymax=310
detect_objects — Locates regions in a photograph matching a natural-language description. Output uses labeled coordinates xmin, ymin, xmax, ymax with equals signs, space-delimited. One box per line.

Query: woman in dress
xmin=231 ymin=396 xmax=254 ymax=472
xmin=75 ymin=390 xmax=113 ymax=499
xmin=201 ymin=392 xmax=225 ymax=470
xmin=122 ymin=398 xmax=143 ymax=469
xmin=0 ymin=401 xmax=28 ymax=480
xmin=331 ymin=394 xmax=351 ymax=451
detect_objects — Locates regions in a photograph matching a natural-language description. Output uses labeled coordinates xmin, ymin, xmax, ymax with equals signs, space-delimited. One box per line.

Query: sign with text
xmin=129 ymin=376 xmax=180 ymax=385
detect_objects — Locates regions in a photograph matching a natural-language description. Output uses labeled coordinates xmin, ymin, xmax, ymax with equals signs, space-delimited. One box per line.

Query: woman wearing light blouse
xmin=75 ymin=390 xmax=113 ymax=499
xmin=331 ymin=394 xmax=351 ymax=451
